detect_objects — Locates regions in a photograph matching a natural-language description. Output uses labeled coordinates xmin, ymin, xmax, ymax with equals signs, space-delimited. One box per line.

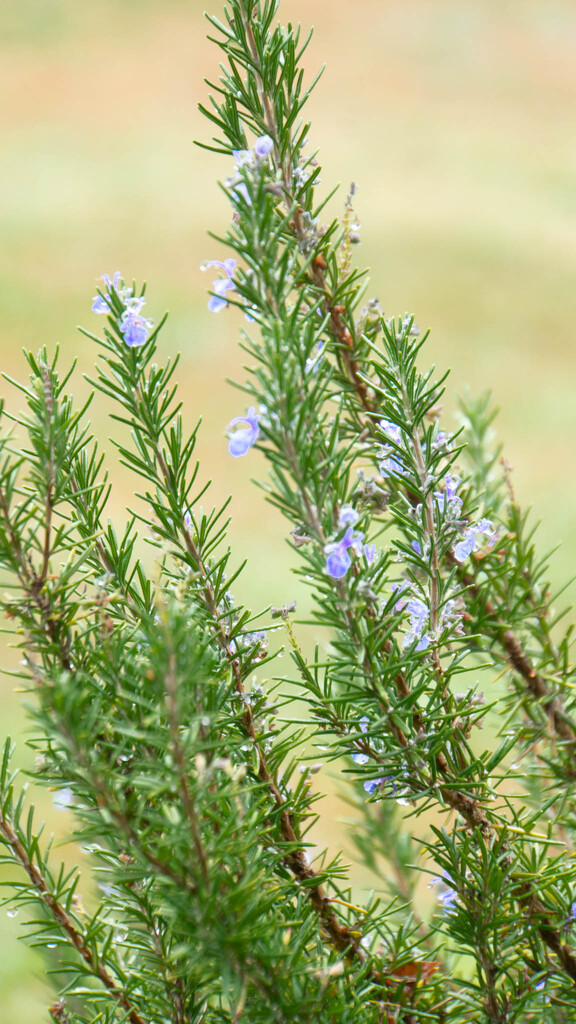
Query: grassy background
xmin=1 ymin=0 xmax=576 ymax=1017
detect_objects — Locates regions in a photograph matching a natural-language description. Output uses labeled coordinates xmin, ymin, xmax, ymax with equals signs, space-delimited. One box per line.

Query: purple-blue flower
xmin=377 ymin=419 xmax=405 ymax=478
xmin=339 ymin=505 xmax=359 ymax=528
xmin=254 ymin=134 xmax=274 ymax=158
xmin=92 ymin=271 xmax=123 ymax=314
xmin=227 ymin=407 xmax=259 ymax=457
xmin=305 ymin=340 xmax=325 ymax=374
xmin=364 ymin=543 xmax=376 ymax=564
xmin=233 ymin=148 xmax=252 ymax=167
xmin=392 ymin=589 xmax=430 ymax=651
xmin=325 ymin=544 xmax=351 ymax=580
xmin=233 ymin=181 xmax=251 ymax=205
xmin=363 ymin=776 xmax=394 ymax=795
xmin=351 ymin=717 xmax=370 ymax=763
xmin=437 ymin=887 xmax=458 ymax=913
xmin=324 ymin=526 xmax=364 ymax=579
xmin=379 ymin=419 xmax=402 ymax=444
xmin=378 ymin=453 xmax=403 ymax=477
xmin=434 ymin=474 xmax=463 ymax=515
xmin=454 ymin=517 xmax=495 ymax=563
xmin=391 ymin=581 xmax=410 ymax=611
xmin=429 ymin=875 xmax=459 ymax=914
xmin=119 ymin=301 xmax=154 ymax=347
xmin=201 ymin=258 xmax=237 ymax=313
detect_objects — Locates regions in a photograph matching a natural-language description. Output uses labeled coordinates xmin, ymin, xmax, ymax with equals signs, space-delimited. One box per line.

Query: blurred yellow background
xmin=1 ymin=0 xmax=576 ymax=1017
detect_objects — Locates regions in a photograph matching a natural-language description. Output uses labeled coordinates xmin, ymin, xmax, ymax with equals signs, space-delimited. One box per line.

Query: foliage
xmin=1 ymin=1 xmax=576 ymax=1021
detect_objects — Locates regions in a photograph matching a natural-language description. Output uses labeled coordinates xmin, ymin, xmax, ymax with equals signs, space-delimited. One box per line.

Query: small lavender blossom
xmin=453 ymin=530 xmax=475 ymax=563
xmin=379 ymin=419 xmax=402 ymax=444
xmin=377 ymin=419 xmax=405 ymax=478
xmin=403 ymin=597 xmax=430 ymax=651
xmin=325 ymin=543 xmax=351 ymax=579
xmin=339 ymin=505 xmax=359 ymax=528
xmin=363 ymin=776 xmax=394 ymax=795
xmin=351 ymin=717 xmax=369 ymax=764
xmin=92 ymin=271 xmax=123 ymax=313
xmin=391 ymin=581 xmax=410 ymax=611
xmin=53 ymin=787 xmax=74 ymax=809
xmin=453 ymin=517 xmax=496 ymax=563
xmin=120 ymin=303 xmax=154 ymax=347
xmin=233 ymin=148 xmax=252 ymax=167
xmin=305 ymin=340 xmax=325 ymax=373
xmin=253 ymin=134 xmax=274 ymax=158
xmin=233 ymin=181 xmax=251 ymax=205
xmin=324 ymin=526 xmax=364 ymax=579
xmin=429 ymin=876 xmax=459 ymax=914
xmin=432 ymin=429 xmax=453 ymax=451
xmin=364 ymin=543 xmax=376 ymax=564
xmin=411 ymin=540 xmax=421 ymax=555
xmin=434 ymin=474 xmax=463 ymax=515
xmin=437 ymin=887 xmax=458 ymax=913
xmin=227 ymin=407 xmax=259 ymax=457
xmin=378 ymin=451 xmax=404 ymax=478
xmin=201 ymin=258 xmax=237 ymax=313
xmin=565 ymin=902 xmax=576 ymax=930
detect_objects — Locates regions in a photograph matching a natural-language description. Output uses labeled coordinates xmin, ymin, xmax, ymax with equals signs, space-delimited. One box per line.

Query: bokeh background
xmin=2 ymin=0 xmax=576 ymax=1017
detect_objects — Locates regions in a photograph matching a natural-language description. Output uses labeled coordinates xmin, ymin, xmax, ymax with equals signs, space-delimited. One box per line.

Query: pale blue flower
xmin=325 ymin=544 xmax=351 ymax=579
xmin=120 ymin=303 xmax=154 ymax=347
xmin=437 ymin=887 xmax=458 ymax=912
xmin=363 ymin=776 xmax=393 ymax=795
xmin=202 ymin=258 xmax=237 ymax=313
xmin=324 ymin=526 xmax=364 ymax=579
xmin=364 ymin=543 xmax=376 ymax=564
xmin=233 ymin=149 xmax=252 ymax=167
xmin=378 ymin=452 xmax=403 ymax=478
xmin=402 ymin=596 xmax=430 ymax=651
xmin=379 ymin=419 xmax=402 ymax=444
xmin=391 ymin=581 xmax=410 ymax=611
xmin=233 ymin=181 xmax=251 ymax=205
xmin=429 ymin=875 xmax=459 ymax=914
xmin=227 ymin=407 xmax=259 ymax=457
xmin=454 ymin=518 xmax=495 ymax=563
xmin=254 ymin=134 xmax=274 ymax=158
xmin=339 ymin=505 xmax=359 ymax=527
xmin=53 ymin=787 xmax=74 ymax=809
xmin=305 ymin=340 xmax=325 ymax=373
xmin=434 ymin=474 xmax=462 ymax=515
xmin=92 ymin=271 xmax=123 ymax=313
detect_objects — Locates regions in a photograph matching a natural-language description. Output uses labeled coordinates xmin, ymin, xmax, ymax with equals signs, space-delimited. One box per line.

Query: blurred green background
xmin=1 ymin=0 xmax=576 ymax=1017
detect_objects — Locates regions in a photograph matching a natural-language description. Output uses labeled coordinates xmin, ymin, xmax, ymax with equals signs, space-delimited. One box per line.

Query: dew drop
xmin=47 ymin=943 xmax=57 ymax=949
xmin=6 ymin=909 xmax=18 ymax=918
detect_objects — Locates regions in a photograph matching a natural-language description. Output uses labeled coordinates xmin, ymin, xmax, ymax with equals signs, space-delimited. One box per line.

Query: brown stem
xmin=454 ymin=558 xmax=576 ymax=750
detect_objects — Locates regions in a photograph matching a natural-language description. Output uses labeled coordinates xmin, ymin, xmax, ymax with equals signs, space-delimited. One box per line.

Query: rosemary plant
xmin=1 ymin=2 xmax=576 ymax=1022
